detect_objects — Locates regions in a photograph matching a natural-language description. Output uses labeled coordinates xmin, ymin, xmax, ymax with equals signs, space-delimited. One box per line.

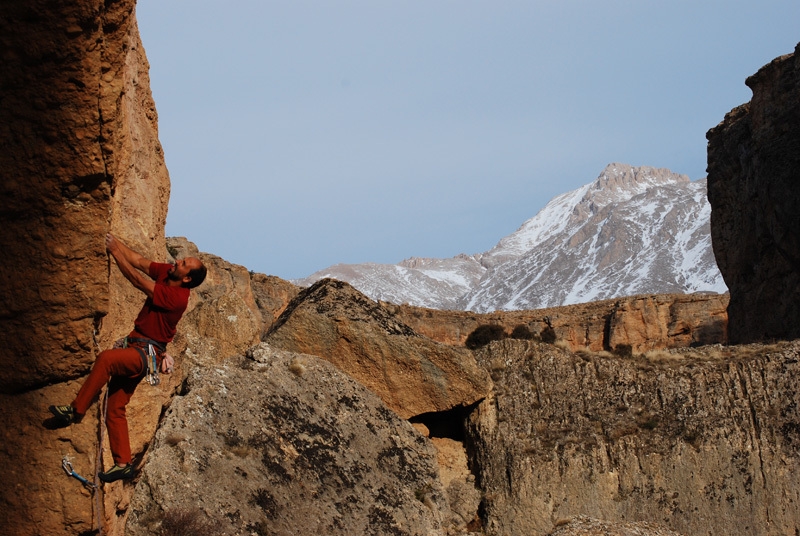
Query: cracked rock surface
xmin=127 ymin=345 xmax=456 ymax=536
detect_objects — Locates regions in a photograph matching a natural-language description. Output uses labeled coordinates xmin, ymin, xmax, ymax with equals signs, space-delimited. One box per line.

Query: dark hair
xmin=184 ymin=262 xmax=207 ymax=289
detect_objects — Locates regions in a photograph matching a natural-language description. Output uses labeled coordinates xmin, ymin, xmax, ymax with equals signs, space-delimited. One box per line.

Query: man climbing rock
xmin=49 ymin=233 xmax=206 ymax=483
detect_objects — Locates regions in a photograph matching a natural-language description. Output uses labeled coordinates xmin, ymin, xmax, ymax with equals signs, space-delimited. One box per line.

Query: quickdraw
xmin=145 ymin=343 xmax=160 ymax=386
xmin=62 ymin=457 xmax=97 ymax=491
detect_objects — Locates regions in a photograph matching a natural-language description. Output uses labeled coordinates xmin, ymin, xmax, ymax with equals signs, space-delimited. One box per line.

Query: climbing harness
xmin=118 ymin=336 xmax=165 ymax=386
xmin=62 ymin=457 xmax=97 ymax=491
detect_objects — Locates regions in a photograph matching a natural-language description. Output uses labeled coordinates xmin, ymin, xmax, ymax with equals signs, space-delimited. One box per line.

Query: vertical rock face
xmin=1 ymin=1 xmax=111 ymax=392
xmin=706 ymin=42 xmax=800 ymax=344
xmin=0 ymin=1 xmax=170 ymax=535
xmin=0 ymin=0 xmax=169 ymax=393
xmin=467 ymin=339 xmax=800 ymax=536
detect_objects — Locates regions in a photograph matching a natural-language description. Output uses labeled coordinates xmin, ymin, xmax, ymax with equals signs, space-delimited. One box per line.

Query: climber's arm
xmin=105 ymin=233 xmax=155 ymax=298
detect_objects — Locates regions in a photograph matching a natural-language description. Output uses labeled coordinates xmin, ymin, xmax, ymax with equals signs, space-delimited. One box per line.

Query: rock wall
xmin=395 ymin=293 xmax=728 ymax=353
xmin=3 ymin=3 xmax=796 ymax=534
xmin=467 ymin=339 xmax=800 ymax=535
xmin=0 ymin=2 xmax=172 ymax=534
xmin=0 ymin=0 xmax=170 ymax=394
xmin=707 ymin=42 xmax=800 ymax=344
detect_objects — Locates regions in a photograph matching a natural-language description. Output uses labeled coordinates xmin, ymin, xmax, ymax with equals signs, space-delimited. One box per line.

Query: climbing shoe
xmin=49 ymin=405 xmax=76 ymax=425
xmin=99 ymin=464 xmax=134 ymax=483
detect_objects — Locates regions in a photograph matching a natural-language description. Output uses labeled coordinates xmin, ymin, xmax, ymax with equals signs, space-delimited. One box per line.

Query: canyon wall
xmin=0 ymin=0 xmax=170 ymax=394
xmin=395 ymin=293 xmax=728 ymax=353
xmin=466 ymin=338 xmax=800 ymax=536
xmin=2 ymin=2 xmax=798 ymax=534
xmin=707 ymin=42 xmax=800 ymax=344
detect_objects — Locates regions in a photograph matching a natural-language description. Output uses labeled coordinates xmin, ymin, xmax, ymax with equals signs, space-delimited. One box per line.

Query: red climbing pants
xmin=71 ymin=346 xmax=147 ymax=466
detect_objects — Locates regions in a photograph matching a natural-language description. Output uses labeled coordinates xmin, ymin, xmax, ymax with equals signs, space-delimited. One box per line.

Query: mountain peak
xmin=295 ymin=164 xmax=725 ymax=311
xmin=597 ymin=162 xmax=690 ymax=186
xmin=583 ymin=163 xmax=691 ymax=212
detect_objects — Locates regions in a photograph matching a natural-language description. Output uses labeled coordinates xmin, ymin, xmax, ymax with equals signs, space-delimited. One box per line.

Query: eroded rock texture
xmin=707 ymin=42 xmax=800 ymax=344
xmin=545 ymin=516 xmax=683 ymax=536
xmin=3 ymin=3 xmax=797 ymax=534
xmin=396 ymin=293 xmax=728 ymax=353
xmin=265 ymin=279 xmax=493 ymax=419
xmin=127 ymin=346 xmax=452 ymax=536
xmin=0 ymin=1 xmax=171 ymax=535
xmin=467 ymin=339 xmax=800 ymax=536
xmin=0 ymin=0 xmax=169 ymax=394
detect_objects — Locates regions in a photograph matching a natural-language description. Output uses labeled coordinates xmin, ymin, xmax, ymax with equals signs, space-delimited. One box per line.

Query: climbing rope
xmin=93 ymin=385 xmax=108 ymax=535
xmin=92 ymin=319 xmax=106 ymax=535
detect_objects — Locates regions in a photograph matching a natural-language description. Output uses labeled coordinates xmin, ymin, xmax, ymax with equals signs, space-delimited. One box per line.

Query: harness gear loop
xmin=62 ymin=457 xmax=97 ymax=491
xmin=121 ymin=336 xmax=164 ymax=386
xmin=145 ymin=343 xmax=160 ymax=386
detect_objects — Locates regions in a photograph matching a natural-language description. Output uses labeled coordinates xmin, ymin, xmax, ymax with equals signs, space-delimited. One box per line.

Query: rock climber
xmin=49 ymin=233 xmax=207 ymax=482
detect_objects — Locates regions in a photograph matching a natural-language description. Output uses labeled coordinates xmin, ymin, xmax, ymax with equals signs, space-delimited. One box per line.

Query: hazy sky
xmin=136 ymin=1 xmax=799 ymax=280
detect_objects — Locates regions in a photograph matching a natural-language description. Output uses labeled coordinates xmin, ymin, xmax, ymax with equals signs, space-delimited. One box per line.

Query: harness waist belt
xmin=126 ymin=337 xmax=167 ymax=354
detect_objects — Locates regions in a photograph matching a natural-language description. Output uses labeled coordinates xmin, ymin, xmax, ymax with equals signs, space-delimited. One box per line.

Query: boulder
xmin=250 ymin=272 xmax=302 ymax=331
xmin=166 ymin=237 xmax=264 ymax=366
xmin=264 ymin=279 xmax=492 ymax=419
xmin=707 ymin=42 xmax=800 ymax=343
xmin=126 ymin=345 xmax=452 ymax=536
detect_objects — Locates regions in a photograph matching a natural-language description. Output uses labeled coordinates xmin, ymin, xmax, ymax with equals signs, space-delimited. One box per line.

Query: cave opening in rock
xmin=409 ymin=402 xmax=479 ymax=441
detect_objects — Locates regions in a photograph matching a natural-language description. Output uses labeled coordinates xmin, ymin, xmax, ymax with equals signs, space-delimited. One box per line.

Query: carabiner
xmin=61 ymin=457 xmax=96 ymax=491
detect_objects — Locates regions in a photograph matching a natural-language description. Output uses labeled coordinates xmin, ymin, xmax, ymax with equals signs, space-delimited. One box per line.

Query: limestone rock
xmin=250 ymin=272 xmax=302 ymax=331
xmin=431 ymin=437 xmax=482 ymax=530
xmin=0 ymin=1 xmax=172 ymax=534
xmin=126 ymin=346 xmax=451 ymax=536
xmin=706 ymin=42 xmax=800 ymax=343
xmin=606 ymin=294 xmax=727 ymax=352
xmin=396 ymin=293 xmax=728 ymax=353
xmin=466 ymin=339 xmax=800 ymax=535
xmin=0 ymin=0 xmax=171 ymax=394
xmin=264 ymin=279 xmax=492 ymax=419
xmin=0 ymin=381 xmax=102 ymax=536
xmin=546 ymin=516 xmax=684 ymax=536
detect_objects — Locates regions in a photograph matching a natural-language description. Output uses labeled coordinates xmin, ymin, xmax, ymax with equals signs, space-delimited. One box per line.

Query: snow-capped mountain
xmin=294 ymin=163 xmax=727 ymax=312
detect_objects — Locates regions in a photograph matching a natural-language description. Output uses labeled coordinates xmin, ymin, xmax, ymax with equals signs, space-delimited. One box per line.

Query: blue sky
xmin=136 ymin=1 xmax=799 ymax=280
